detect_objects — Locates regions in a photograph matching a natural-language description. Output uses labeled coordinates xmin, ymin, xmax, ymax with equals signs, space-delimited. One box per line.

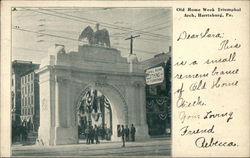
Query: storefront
xmin=143 ymin=52 xmax=171 ymax=136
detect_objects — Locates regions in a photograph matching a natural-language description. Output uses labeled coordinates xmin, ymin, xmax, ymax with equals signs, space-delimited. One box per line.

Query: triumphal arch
xmin=36 ymin=43 xmax=149 ymax=145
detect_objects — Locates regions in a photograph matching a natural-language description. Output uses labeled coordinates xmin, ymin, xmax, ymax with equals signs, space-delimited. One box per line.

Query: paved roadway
xmin=12 ymin=137 xmax=171 ymax=156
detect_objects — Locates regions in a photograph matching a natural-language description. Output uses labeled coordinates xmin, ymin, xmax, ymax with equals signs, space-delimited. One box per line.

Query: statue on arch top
xmin=78 ymin=23 xmax=111 ymax=47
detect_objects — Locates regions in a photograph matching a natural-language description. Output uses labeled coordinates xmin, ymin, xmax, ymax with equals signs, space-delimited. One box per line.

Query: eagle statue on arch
xmin=78 ymin=23 xmax=111 ymax=47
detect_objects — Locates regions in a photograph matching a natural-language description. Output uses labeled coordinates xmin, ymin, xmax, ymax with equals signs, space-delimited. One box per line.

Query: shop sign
xmin=146 ymin=66 xmax=164 ymax=85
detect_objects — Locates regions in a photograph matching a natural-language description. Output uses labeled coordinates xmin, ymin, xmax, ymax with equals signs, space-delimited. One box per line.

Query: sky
xmin=12 ymin=7 xmax=172 ymax=64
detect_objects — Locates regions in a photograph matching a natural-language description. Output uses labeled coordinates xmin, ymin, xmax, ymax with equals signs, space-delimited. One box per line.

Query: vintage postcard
xmin=1 ymin=1 xmax=249 ymax=157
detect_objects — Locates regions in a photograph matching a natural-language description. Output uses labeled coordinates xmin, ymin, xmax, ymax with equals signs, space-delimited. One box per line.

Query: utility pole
xmin=125 ymin=35 xmax=140 ymax=55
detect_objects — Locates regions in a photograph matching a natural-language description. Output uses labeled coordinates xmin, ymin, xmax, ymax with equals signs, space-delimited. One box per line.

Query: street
xmin=12 ymin=137 xmax=171 ymax=156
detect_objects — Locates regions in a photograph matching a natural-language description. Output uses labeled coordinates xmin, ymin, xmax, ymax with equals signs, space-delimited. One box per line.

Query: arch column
xmin=127 ymin=81 xmax=149 ymax=141
xmin=54 ymin=77 xmax=78 ymax=145
xmin=136 ymin=83 xmax=150 ymax=140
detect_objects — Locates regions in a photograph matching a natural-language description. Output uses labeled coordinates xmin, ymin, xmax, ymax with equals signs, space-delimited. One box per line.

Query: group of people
xmin=83 ymin=123 xmax=136 ymax=147
xmin=120 ymin=124 xmax=136 ymax=147
xmin=85 ymin=125 xmax=100 ymax=144
xmin=12 ymin=120 xmax=34 ymax=143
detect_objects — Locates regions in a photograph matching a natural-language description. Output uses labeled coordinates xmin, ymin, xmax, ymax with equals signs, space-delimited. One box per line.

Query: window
xmin=12 ymin=79 xmax=14 ymax=86
xmin=31 ymin=96 xmax=33 ymax=104
xmin=25 ymin=97 xmax=27 ymax=106
xmin=31 ymin=73 xmax=34 ymax=80
xmin=28 ymin=74 xmax=30 ymax=82
xmin=21 ymin=98 xmax=23 ymax=107
xmin=31 ymin=84 xmax=33 ymax=92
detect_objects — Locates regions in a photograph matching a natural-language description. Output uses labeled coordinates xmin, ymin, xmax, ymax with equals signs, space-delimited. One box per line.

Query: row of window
xmin=21 ymin=107 xmax=34 ymax=116
xmin=21 ymin=83 xmax=34 ymax=95
xmin=21 ymin=73 xmax=34 ymax=84
xmin=21 ymin=95 xmax=34 ymax=106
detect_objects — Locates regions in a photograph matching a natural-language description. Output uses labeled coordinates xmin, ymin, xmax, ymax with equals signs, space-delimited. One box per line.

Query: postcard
xmin=1 ymin=1 xmax=249 ymax=157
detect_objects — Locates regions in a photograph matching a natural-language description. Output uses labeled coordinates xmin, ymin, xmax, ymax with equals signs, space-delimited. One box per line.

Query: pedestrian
xmin=131 ymin=124 xmax=136 ymax=142
xmin=106 ymin=128 xmax=111 ymax=140
xmin=90 ymin=125 xmax=94 ymax=144
xmin=125 ymin=125 xmax=130 ymax=141
xmin=101 ymin=127 xmax=105 ymax=140
xmin=121 ymin=125 xmax=125 ymax=147
xmin=85 ymin=126 xmax=90 ymax=144
xmin=94 ymin=125 xmax=100 ymax=144
xmin=22 ymin=124 xmax=28 ymax=142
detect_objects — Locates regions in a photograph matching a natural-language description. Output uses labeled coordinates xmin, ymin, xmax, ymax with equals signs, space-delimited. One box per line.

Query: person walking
xmin=90 ymin=125 xmax=94 ymax=144
xmin=85 ymin=126 xmax=90 ymax=144
xmin=22 ymin=123 xmax=28 ymax=142
xmin=94 ymin=125 xmax=100 ymax=144
xmin=121 ymin=125 xmax=125 ymax=147
xmin=125 ymin=125 xmax=130 ymax=141
xmin=131 ymin=124 xmax=136 ymax=142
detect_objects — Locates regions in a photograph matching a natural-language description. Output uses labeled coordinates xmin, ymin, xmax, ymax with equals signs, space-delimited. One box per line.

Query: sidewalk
xmin=12 ymin=137 xmax=171 ymax=156
xmin=78 ymin=135 xmax=170 ymax=144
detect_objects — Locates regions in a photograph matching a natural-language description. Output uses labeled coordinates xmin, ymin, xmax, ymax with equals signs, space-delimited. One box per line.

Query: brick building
xmin=20 ymin=64 xmax=40 ymax=131
xmin=11 ymin=60 xmax=38 ymax=124
xmin=142 ymin=47 xmax=171 ymax=136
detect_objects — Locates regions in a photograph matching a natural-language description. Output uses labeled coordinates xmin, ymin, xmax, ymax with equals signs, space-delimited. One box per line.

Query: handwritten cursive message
xmin=174 ymin=27 xmax=241 ymax=148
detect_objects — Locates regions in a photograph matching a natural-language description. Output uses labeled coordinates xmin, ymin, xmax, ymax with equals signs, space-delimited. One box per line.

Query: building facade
xmin=20 ymin=65 xmax=40 ymax=132
xmin=11 ymin=61 xmax=38 ymax=123
xmin=11 ymin=60 xmax=40 ymax=142
xmin=142 ymin=47 xmax=171 ymax=136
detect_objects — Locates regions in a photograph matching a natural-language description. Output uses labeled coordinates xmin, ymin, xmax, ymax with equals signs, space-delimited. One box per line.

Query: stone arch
xmin=37 ymin=45 xmax=149 ymax=145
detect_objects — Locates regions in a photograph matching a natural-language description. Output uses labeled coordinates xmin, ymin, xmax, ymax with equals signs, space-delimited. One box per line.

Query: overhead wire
xmin=12 ymin=27 xmax=162 ymax=55
xmin=15 ymin=8 xmax=172 ymax=44
xmin=110 ymin=15 xmax=172 ymax=37
xmin=13 ymin=8 xmax=171 ymax=56
xmin=41 ymin=8 xmax=171 ymax=38
xmin=22 ymin=8 xmax=171 ymax=39
xmin=136 ymin=11 xmax=171 ymax=26
xmin=46 ymin=27 xmax=171 ymax=43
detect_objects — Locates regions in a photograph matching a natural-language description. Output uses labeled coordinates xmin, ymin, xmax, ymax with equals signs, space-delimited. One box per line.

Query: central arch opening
xmin=76 ymin=87 xmax=123 ymax=144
